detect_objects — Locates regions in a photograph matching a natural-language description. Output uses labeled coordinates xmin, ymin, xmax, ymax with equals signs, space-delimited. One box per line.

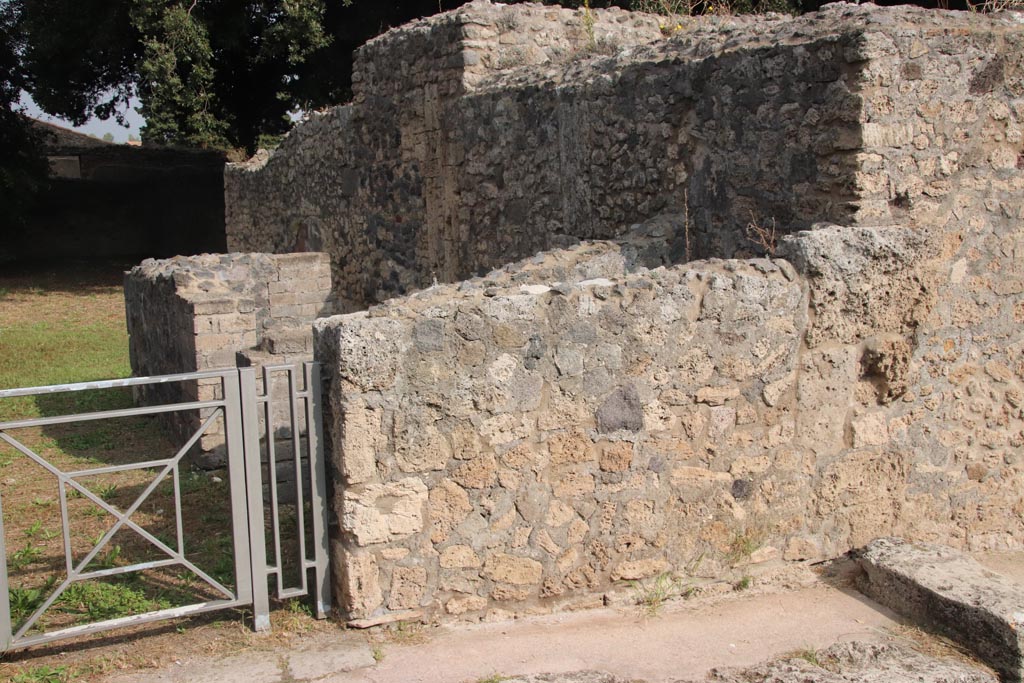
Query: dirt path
xmin=100 ymin=565 xmax=911 ymax=683
xmin=342 ymin=583 xmax=899 ymax=683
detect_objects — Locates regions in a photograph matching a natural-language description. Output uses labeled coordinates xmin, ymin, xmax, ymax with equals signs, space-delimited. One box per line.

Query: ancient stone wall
xmin=314 ymin=210 xmax=1024 ymax=624
xmin=226 ymin=3 xmax=1024 ymax=312
xmin=124 ymin=252 xmax=335 ymax=462
xmin=147 ymin=0 xmax=1024 ymax=624
xmin=314 ymin=247 xmax=810 ymax=620
xmin=226 ymin=1 xmax=678 ymax=309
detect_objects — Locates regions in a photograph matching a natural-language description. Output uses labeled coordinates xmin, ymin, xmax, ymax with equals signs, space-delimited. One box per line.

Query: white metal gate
xmin=0 ymin=362 xmax=330 ymax=652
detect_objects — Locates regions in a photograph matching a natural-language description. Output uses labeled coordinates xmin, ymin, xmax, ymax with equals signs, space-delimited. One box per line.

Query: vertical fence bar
xmin=0 ymin=487 xmax=12 ymax=650
xmin=306 ymin=363 xmax=332 ymax=619
xmin=264 ymin=367 xmax=284 ymax=597
xmin=288 ymin=367 xmax=308 ymax=594
xmin=238 ymin=368 xmax=271 ymax=632
xmin=223 ymin=372 xmax=258 ymax=626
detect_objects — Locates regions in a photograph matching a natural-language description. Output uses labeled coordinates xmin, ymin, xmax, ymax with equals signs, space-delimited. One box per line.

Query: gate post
xmin=306 ymin=362 xmax=332 ymax=619
xmin=238 ymin=368 xmax=271 ymax=632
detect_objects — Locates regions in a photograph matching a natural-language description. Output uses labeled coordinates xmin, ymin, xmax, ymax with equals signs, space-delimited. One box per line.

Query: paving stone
xmin=287 ymin=642 xmax=376 ymax=680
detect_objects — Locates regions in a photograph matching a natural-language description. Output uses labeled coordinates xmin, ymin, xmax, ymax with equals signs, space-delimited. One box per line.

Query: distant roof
xmin=29 ymin=118 xmax=117 ymax=153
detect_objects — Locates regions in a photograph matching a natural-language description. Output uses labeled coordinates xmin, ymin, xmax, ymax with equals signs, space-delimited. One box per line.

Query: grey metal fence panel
xmin=0 ymin=362 xmax=330 ymax=653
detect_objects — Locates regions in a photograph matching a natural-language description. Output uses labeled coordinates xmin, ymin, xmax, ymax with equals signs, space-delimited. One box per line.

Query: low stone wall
xmin=313 ymin=209 xmax=1024 ymax=622
xmin=124 ymin=252 xmax=335 ymax=461
xmin=314 ymin=252 xmax=805 ymax=620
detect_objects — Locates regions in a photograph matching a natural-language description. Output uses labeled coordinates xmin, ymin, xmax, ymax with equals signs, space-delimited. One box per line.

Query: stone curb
xmin=857 ymin=537 xmax=1024 ymax=683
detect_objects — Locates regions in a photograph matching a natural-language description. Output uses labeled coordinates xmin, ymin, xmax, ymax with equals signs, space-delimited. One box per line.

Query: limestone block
xmin=452 ymin=453 xmax=498 ymax=489
xmin=480 ymin=414 xmax=533 ymax=445
xmin=553 ymin=469 xmax=596 ymax=498
xmin=333 ymin=317 xmax=407 ymax=391
xmin=341 ymin=552 xmax=383 ymax=619
xmin=548 ymin=430 xmax=595 ymax=465
xmin=483 ymin=553 xmax=543 ymax=586
xmin=696 ymin=386 xmax=740 ymax=406
xmin=388 ymin=566 xmax=427 ymax=610
xmin=440 ymin=545 xmax=481 ymax=569
xmin=783 ymin=536 xmax=821 ymax=561
xmin=343 ymin=478 xmax=428 ymax=546
xmin=429 ymin=480 xmax=473 ymax=544
xmin=445 ymin=594 xmax=488 ymax=615
xmin=544 ymin=500 xmax=576 ymax=527
xmin=707 ymin=406 xmax=736 ymax=440
xmin=599 ymin=442 xmax=633 ymax=472
xmin=341 ymin=399 xmax=382 ymax=484
xmin=396 ymin=424 xmax=451 ymax=473
xmin=852 ymin=412 xmax=889 ymax=447
xmin=610 ymin=557 xmax=670 ymax=581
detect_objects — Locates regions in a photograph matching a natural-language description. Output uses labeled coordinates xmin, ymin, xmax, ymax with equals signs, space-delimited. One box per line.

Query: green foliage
xmin=10 ymin=584 xmax=46 ymax=623
xmin=135 ymin=4 xmax=230 ymax=149
xmin=725 ymin=529 xmax=761 ymax=565
xmin=0 ymin=2 xmax=48 ymax=233
xmin=10 ymin=542 xmax=43 ymax=570
xmin=11 ymin=664 xmax=71 ymax=683
xmin=628 ymin=572 xmax=692 ymax=616
xmin=59 ymin=580 xmax=171 ymax=621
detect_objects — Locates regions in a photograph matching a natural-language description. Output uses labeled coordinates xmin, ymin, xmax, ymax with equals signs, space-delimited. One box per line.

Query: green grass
xmin=0 ymin=323 xmax=131 ymax=421
xmin=725 ymin=529 xmax=762 ymax=566
xmin=628 ymin=572 xmax=693 ymax=617
xmin=10 ymin=665 xmax=71 ymax=683
xmin=792 ymin=648 xmax=821 ymax=667
xmin=58 ymin=580 xmax=171 ymax=622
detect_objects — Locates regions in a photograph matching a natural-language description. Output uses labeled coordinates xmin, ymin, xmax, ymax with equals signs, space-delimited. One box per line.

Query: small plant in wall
xmin=744 ymin=212 xmax=779 ymax=257
xmin=628 ymin=572 xmax=693 ymax=617
xmin=582 ymin=0 xmax=596 ymax=50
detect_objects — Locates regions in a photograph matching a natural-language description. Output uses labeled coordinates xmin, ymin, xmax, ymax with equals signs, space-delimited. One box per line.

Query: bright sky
xmin=19 ymin=92 xmax=144 ymax=143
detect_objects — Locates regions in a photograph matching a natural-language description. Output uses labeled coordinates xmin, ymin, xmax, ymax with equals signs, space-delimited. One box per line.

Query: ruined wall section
xmin=125 ymin=253 xmax=335 ymax=460
xmin=454 ymin=22 xmax=864 ymax=266
xmin=778 ymin=15 xmax=1024 ymax=553
xmin=226 ymin=4 xmax=1023 ymax=313
xmin=226 ymin=2 xmax=690 ymax=309
xmin=315 ymin=256 xmax=809 ymax=621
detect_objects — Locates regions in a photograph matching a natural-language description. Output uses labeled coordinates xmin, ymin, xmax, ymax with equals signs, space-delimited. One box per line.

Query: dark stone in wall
xmin=596 ymin=383 xmax=644 ymax=433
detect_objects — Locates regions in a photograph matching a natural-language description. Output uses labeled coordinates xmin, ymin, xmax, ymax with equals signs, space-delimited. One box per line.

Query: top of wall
xmin=352 ymin=0 xmax=1024 ymax=98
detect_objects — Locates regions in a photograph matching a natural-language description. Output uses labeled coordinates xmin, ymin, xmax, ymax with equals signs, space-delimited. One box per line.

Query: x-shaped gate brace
xmin=0 ymin=364 xmax=331 ymax=652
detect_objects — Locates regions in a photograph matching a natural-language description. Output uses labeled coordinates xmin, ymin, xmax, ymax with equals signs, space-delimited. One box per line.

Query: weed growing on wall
xmin=745 ymin=212 xmax=779 ymax=256
xmin=628 ymin=572 xmax=694 ymax=616
xmin=582 ymin=0 xmax=596 ymax=49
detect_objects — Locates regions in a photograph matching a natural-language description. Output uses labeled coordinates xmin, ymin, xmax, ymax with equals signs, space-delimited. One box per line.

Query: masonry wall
xmin=145 ymin=0 xmax=1024 ymax=622
xmin=226 ymin=1 xmax=714 ymax=309
xmin=298 ymin=4 xmax=1024 ymax=622
xmin=315 ymin=210 xmax=1024 ymax=623
xmin=223 ymin=1 xmax=965 ymax=310
xmin=124 ymin=252 xmax=335 ymax=462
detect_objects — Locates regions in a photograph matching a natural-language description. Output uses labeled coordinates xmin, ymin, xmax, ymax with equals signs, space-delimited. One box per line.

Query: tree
xmin=10 ymin=0 xmax=334 ymax=153
xmin=0 ymin=0 xmax=48 ymax=234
